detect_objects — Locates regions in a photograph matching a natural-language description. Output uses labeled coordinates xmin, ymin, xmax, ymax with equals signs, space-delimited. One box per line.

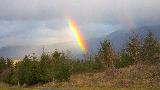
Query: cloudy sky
xmin=0 ymin=0 xmax=160 ymax=48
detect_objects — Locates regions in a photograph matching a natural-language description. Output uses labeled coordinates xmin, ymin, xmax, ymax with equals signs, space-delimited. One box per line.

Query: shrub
xmin=70 ymin=58 xmax=104 ymax=74
xmin=53 ymin=63 xmax=71 ymax=82
xmin=113 ymin=53 xmax=134 ymax=68
xmin=40 ymin=50 xmax=72 ymax=83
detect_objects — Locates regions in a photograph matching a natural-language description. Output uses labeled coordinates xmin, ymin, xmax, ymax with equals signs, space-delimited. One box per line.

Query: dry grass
xmin=0 ymin=88 xmax=38 ymax=90
xmin=2 ymin=64 xmax=159 ymax=90
xmin=39 ymin=64 xmax=160 ymax=89
xmin=107 ymin=63 xmax=160 ymax=88
xmin=0 ymin=82 xmax=38 ymax=90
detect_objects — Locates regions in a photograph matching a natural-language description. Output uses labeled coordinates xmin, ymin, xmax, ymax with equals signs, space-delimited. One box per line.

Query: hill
xmin=0 ymin=25 xmax=160 ymax=59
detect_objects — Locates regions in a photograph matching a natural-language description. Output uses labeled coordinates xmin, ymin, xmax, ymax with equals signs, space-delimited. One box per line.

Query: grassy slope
xmin=39 ymin=64 xmax=160 ymax=88
xmin=38 ymin=64 xmax=160 ymax=89
xmin=0 ymin=64 xmax=159 ymax=90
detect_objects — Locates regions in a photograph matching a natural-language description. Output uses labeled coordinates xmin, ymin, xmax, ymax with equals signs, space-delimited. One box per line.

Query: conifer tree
xmin=98 ymin=39 xmax=114 ymax=67
xmin=40 ymin=52 xmax=53 ymax=82
xmin=18 ymin=55 xmax=33 ymax=85
xmin=6 ymin=58 xmax=13 ymax=68
xmin=141 ymin=31 xmax=160 ymax=64
xmin=0 ymin=57 xmax=7 ymax=73
xmin=125 ymin=33 xmax=141 ymax=63
xmin=16 ymin=55 xmax=41 ymax=85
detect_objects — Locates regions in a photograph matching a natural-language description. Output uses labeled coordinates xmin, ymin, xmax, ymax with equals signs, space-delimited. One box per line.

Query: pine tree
xmin=98 ymin=39 xmax=114 ymax=67
xmin=125 ymin=33 xmax=141 ymax=63
xmin=15 ymin=55 xmax=41 ymax=85
xmin=141 ymin=31 xmax=160 ymax=64
xmin=40 ymin=52 xmax=53 ymax=82
xmin=52 ymin=50 xmax=71 ymax=82
xmin=3 ymin=58 xmax=15 ymax=84
xmin=0 ymin=57 xmax=7 ymax=73
xmin=17 ymin=55 xmax=32 ymax=85
xmin=6 ymin=58 xmax=13 ymax=68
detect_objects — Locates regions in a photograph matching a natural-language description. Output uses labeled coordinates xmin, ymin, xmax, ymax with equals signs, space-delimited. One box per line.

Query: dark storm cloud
xmin=0 ymin=0 xmax=160 ymax=47
xmin=0 ymin=0 xmax=159 ymax=23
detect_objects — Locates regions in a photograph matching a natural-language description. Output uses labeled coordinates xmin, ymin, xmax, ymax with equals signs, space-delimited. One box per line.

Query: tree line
xmin=0 ymin=31 xmax=160 ymax=86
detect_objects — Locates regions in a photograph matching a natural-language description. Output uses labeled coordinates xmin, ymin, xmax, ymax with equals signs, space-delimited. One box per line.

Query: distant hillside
xmin=107 ymin=25 xmax=160 ymax=52
xmin=0 ymin=25 xmax=160 ymax=59
xmin=0 ymin=42 xmax=81 ymax=59
xmin=87 ymin=25 xmax=160 ymax=54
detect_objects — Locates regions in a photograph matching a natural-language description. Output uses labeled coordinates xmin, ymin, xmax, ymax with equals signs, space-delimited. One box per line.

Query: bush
xmin=2 ymin=67 xmax=19 ymax=85
xmin=40 ymin=50 xmax=71 ymax=83
xmin=71 ymin=58 xmax=104 ymax=74
xmin=113 ymin=53 xmax=134 ymax=68
xmin=53 ymin=63 xmax=71 ymax=82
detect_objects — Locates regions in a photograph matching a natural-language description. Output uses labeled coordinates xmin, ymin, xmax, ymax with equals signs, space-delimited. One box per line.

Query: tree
xmin=113 ymin=52 xmax=134 ymax=68
xmin=16 ymin=55 xmax=40 ymax=85
xmin=3 ymin=59 xmax=14 ymax=84
xmin=29 ymin=60 xmax=40 ymax=85
xmin=141 ymin=31 xmax=160 ymax=64
xmin=0 ymin=57 xmax=6 ymax=73
xmin=6 ymin=58 xmax=13 ymax=68
xmin=125 ymin=33 xmax=141 ymax=64
xmin=98 ymin=39 xmax=114 ymax=67
xmin=93 ymin=56 xmax=104 ymax=71
xmin=17 ymin=55 xmax=31 ymax=85
xmin=52 ymin=50 xmax=71 ymax=82
xmin=53 ymin=63 xmax=70 ymax=82
xmin=40 ymin=52 xmax=54 ymax=83
xmin=40 ymin=50 xmax=71 ymax=83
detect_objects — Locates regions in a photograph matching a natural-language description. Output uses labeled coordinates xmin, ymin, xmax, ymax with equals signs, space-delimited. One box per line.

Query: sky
xmin=0 ymin=0 xmax=160 ymax=48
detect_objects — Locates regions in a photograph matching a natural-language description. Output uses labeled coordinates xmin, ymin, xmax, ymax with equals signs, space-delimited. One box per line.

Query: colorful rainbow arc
xmin=66 ymin=16 xmax=88 ymax=54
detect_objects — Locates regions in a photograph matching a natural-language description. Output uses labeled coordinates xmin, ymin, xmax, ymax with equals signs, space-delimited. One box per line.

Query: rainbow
xmin=66 ymin=16 xmax=88 ymax=54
